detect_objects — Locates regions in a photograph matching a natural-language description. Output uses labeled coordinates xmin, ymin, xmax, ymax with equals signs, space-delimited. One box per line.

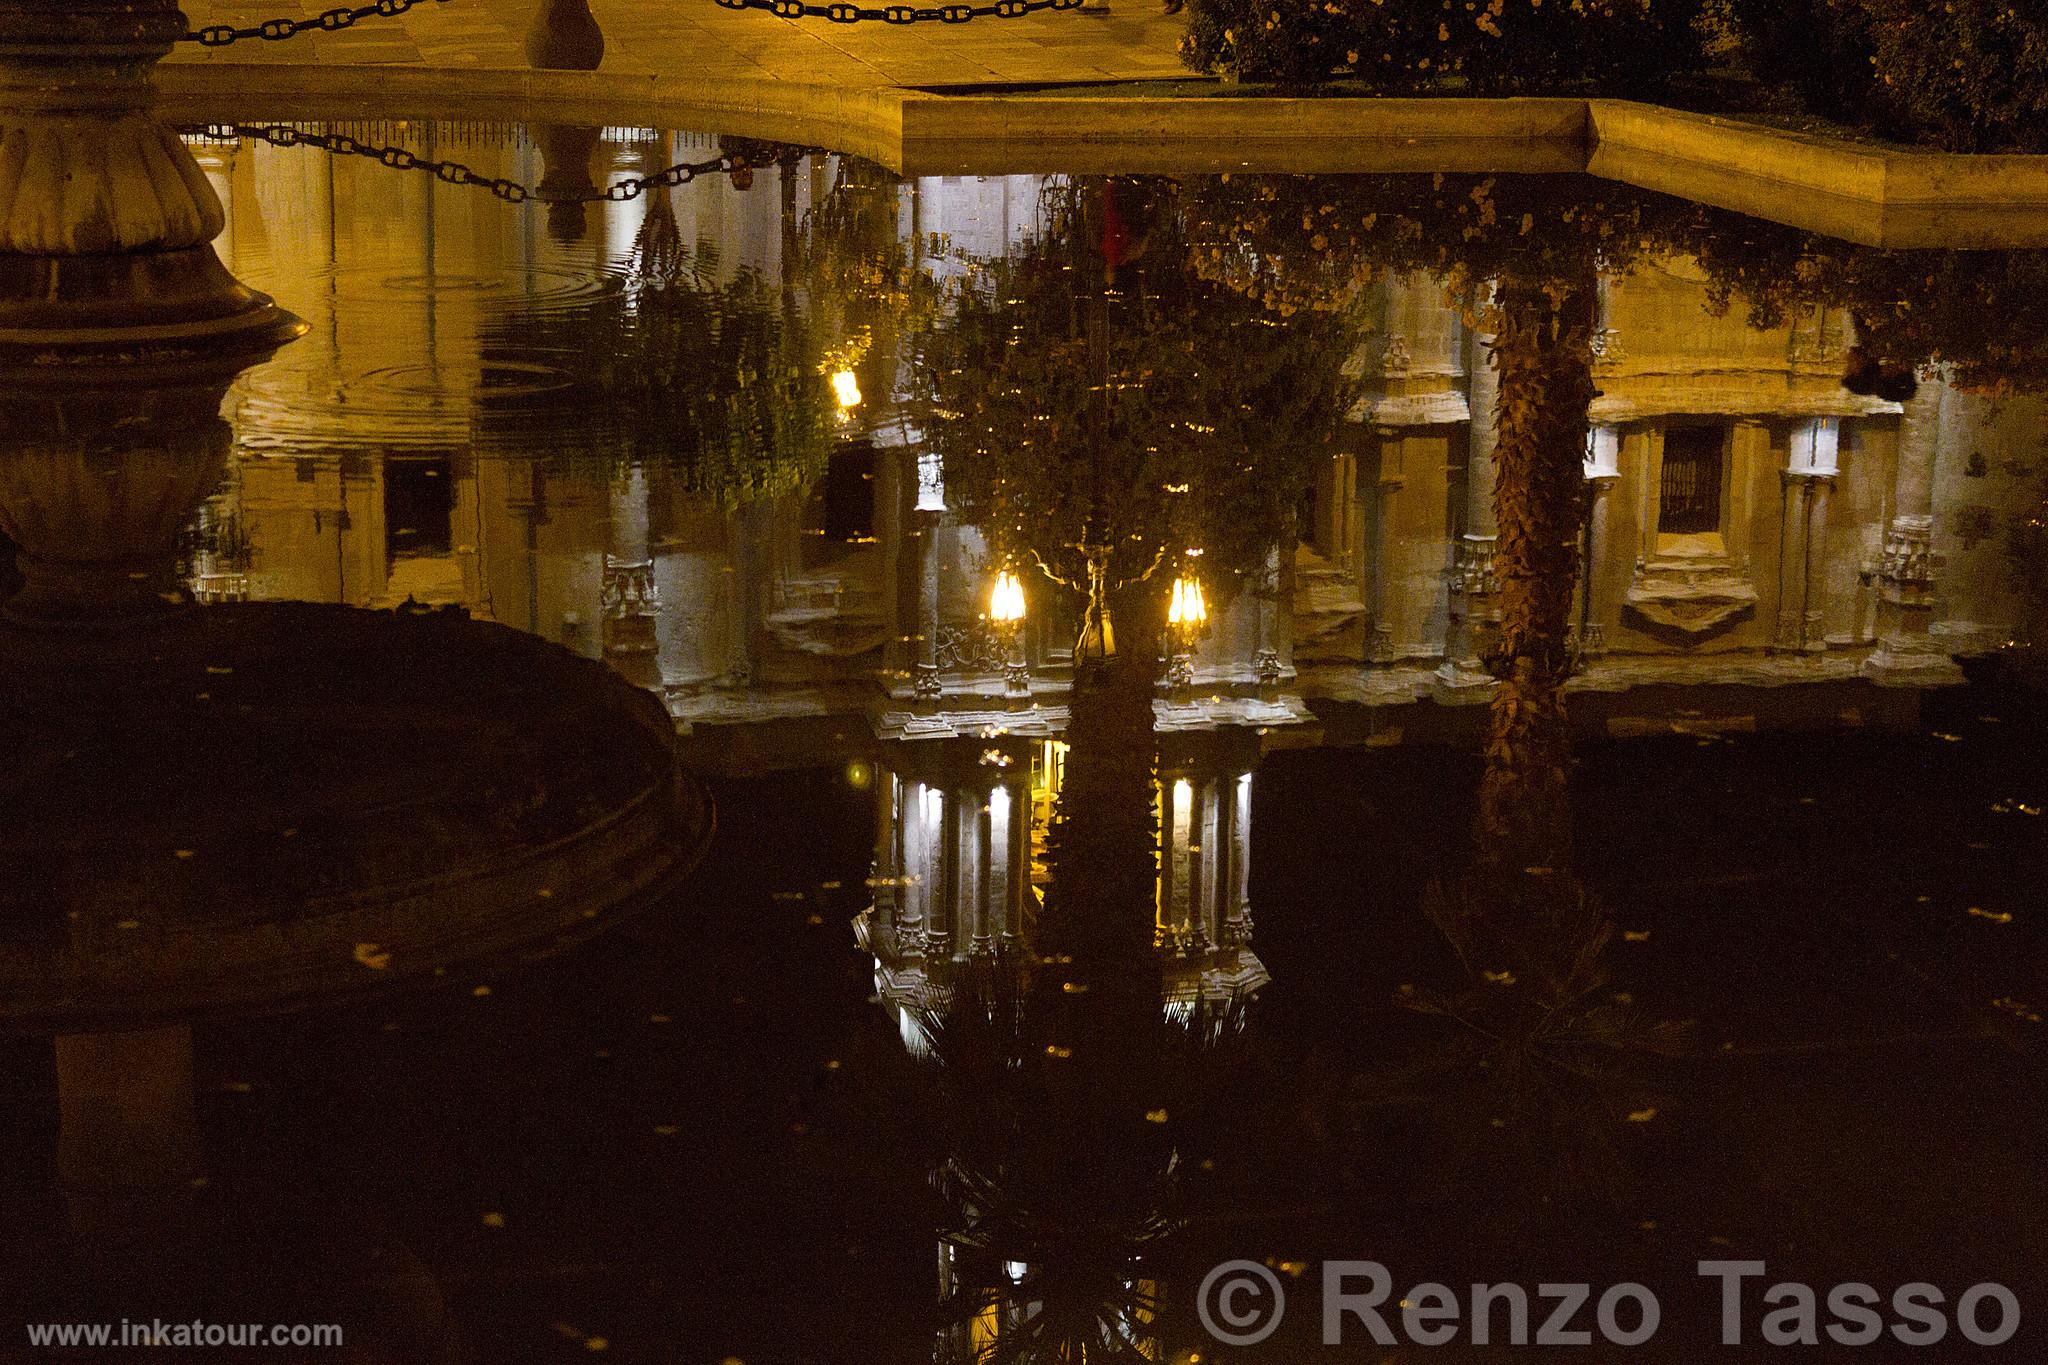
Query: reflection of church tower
xmin=857 ymin=727 xmax=1269 ymax=1052
xmin=857 ymin=737 xmax=1034 ymax=1051
xmin=1154 ymin=729 xmax=1264 ymax=1012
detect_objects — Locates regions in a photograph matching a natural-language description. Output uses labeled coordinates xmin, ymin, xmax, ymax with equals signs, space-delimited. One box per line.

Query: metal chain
xmin=185 ymin=124 xmax=820 ymax=205
xmin=181 ymin=0 xmax=1082 ymax=42
xmin=182 ymin=0 xmax=455 ymax=47
xmin=718 ymin=0 xmax=1081 ymax=21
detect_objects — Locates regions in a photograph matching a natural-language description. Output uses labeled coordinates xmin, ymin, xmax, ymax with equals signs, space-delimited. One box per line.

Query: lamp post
xmin=989 ymin=567 xmax=1029 ymax=697
xmin=1164 ymin=571 xmax=1207 ymax=689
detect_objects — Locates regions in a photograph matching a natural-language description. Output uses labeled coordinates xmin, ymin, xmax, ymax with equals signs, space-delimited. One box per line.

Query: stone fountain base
xmin=0 ymin=599 xmax=715 ymax=1034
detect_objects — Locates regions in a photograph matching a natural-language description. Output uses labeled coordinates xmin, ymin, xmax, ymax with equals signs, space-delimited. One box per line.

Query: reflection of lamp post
xmin=831 ymin=368 xmax=863 ymax=413
xmin=989 ymin=567 xmax=1029 ymax=697
xmin=1038 ymin=539 xmax=1166 ymax=668
xmin=1164 ymin=571 xmax=1207 ymax=688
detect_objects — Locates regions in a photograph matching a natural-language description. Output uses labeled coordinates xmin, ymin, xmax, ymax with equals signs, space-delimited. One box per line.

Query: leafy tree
xmin=1176 ymin=0 xmax=1709 ymax=94
xmin=915 ymin=177 xmax=1365 ymax=630
xmin=789 ymin=154 xmax=942 ymax=405
xmin=1189 ymin=174 xmax=1681 ymax=862
xmin=1731 ymin=0 xmax=2048 ymax=152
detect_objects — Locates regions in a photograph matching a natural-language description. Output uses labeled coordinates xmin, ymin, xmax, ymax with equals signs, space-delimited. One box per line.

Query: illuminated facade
xmin=178 ymin=126 xmax=2044 ymax=757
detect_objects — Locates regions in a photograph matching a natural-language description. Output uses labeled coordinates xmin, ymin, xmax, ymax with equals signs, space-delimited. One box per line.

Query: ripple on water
xmin=229 ymin=259 xmax=624 ymax=458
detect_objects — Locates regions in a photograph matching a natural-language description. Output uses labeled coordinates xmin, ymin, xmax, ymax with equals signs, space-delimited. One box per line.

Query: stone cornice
xmin=146 ymin=71 xmax=2048 ymax=248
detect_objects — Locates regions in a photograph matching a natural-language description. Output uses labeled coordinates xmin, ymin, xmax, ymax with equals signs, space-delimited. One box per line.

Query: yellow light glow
xmin=830 ymin=368 xmax=862 ymax=410
xmin=1167 ymin=574 xmax=1207 ymax=627
xmin=989 ymin=568 xmax=1027 ymax=624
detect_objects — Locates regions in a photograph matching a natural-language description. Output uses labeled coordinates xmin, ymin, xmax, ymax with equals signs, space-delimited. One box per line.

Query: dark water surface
xmin=2 ymin=123 xmax=2045 ymax=1362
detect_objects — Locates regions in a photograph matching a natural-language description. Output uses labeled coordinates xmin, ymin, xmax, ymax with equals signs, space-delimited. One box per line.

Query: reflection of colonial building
xmin=181 ymin=130 xmax=2044 ymax=762
xmin=855 ymin=724 xmax=1275 ymax=1054
xmin=1301 ymin=260 xmax=2040 ymax=704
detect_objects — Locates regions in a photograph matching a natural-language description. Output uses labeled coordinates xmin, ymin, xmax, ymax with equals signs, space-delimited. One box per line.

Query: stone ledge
xmin=153 ymin=67 xmax=908 ymax=170
xmin=1584 ymin=100 xmax=2048 ymax=249
xmin=147 ymin=67 xmax=2048 ymax=247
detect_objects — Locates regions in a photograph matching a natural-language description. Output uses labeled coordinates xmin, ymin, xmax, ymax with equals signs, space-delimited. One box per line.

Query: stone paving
xmin=166 ymin=0 xmax=1192 ymax=87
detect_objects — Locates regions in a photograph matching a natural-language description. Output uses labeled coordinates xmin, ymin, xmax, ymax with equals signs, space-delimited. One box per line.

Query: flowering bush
xmin=1176 ymin=0 xmax=1709 ymax=94
xmin=1731 ymin=0 xmax=2048 ymax=151
xmin=1852 ymin=0 xmax=2048 ymax=151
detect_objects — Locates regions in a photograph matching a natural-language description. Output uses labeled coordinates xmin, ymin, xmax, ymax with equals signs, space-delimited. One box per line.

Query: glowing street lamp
xmin=831 ymin=368 xmax=863 ymax=412
xmin=989 ymin=568 xmax=1030 ymax=697
xmin=1165 ymin=571 xmax=1206 ymax=688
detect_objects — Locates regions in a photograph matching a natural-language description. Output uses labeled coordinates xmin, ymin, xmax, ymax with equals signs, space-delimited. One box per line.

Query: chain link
xmin=185 ymin=124 xmax=822 ymax=204
xmin=180 ymin=0 xmax=1084 ymax=45
xmin=718 ymin=0 xmax=1081 ymax=21
xmin=182 ymin=0 xmax=454 ymax=47
xmin=181 ymin=0 xmax=1083 ymax=43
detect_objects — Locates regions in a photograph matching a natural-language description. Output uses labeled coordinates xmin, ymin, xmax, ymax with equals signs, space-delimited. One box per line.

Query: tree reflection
xmin=895 ymin=180 xmax=1315 ymax=1358
xmin=477 ymin=148 xmax=833 ymax=505
xmin=1182 ymin=174 xmax=1709 ymax=1222
xmin=908 ymin=682 xmax=1253 ymax=1361
xmin=917 ymin=177 xmax=1364 ymax=629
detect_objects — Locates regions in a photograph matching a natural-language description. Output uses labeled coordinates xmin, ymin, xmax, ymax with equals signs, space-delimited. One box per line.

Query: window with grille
xmin=1658 ymin=426 xmax=1725 ymax=535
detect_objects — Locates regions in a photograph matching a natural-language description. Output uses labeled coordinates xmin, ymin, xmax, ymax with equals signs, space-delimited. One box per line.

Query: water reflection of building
xmin=1300 ymin=260 xmax=2040 ymax=699
xmin=181 ymin=130 xmax=2045 ymax=757
xmin=856 ymin=722 xmax=1274 ymax=1055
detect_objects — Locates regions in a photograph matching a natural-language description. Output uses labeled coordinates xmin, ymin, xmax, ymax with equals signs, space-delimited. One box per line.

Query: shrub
xmin=1853 ymin=0 xmax=2048 ymax=152
xmin=1726 ymin=0 xmax=1874 ymax=126
xmin=1176 ymin=0 xmax=1711 ymax=95
xmin=1732 ymin=0 xmax=2048 ymax=152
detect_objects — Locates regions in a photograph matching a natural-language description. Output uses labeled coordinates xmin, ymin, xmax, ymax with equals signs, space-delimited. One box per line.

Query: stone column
xmin=870 ymin=765 xmax=902 ymax=941
xmin=1363 ymin=438 xmax=1402 ymax=665
xmin=652 ymin=501 xmax=733 ymax=688
xmin=602 ymin=464 xmax=660 ymax=690
xmin=898 ymin=775 xmax=930 ymax=954
xmin=1776 ymin=472 xmax=1815 ymax=651
xmin=1781 ymin=421 xmax=1841 ymax=654
xmin=1865 ymin=382 xmax=1961 ymax=684
xmin=911 ymin=450 xmax=944 ymax=700
xmin=990 ymin=777 xmax=1027 ymax=949
xmin=1803 ymin=474 xmax=1834 ymax=651
xmin=1580 ymin=426 xmax=1620 ymax=659
xmin=902 ymin=778 xmax=936 ymax=953
xmin=727 ymin=498 xmax=773 ymax=685
xmin=913 ymin=512 xmax=942 ymax=700
xmin=1223 ymin=770 xmax=1252 ymax=947
xmin=1439 ymin=322 xmax=1500 ymax=692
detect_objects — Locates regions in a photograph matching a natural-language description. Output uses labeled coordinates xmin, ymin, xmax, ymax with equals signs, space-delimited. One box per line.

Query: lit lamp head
xmin=1163 ymin=569 xmax=1205 ymax=690
xmin=989 ymin=568 xmax=1027 ymax=626
xmin=990 ymin=568 xmax=1031 ymax=697
xmin=831 ymin=368 xmax=862 ymax=412
xmin=1167 ymin=573 xmax=1206 ymax=631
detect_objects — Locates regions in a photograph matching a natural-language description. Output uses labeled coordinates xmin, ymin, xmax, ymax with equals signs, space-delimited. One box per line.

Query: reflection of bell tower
xmin=857 ymin=736 xmax=1035 ymax=1048
xmin=1154 ymin=728 xmax=1264 ymax=1009
xmin=857 ymin=727 xmax=1270 ymax=1050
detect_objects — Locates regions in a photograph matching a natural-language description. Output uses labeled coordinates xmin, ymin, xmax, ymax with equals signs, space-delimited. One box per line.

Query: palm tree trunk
xmin=1475 ymin=276 xmax=1597 ymax=872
